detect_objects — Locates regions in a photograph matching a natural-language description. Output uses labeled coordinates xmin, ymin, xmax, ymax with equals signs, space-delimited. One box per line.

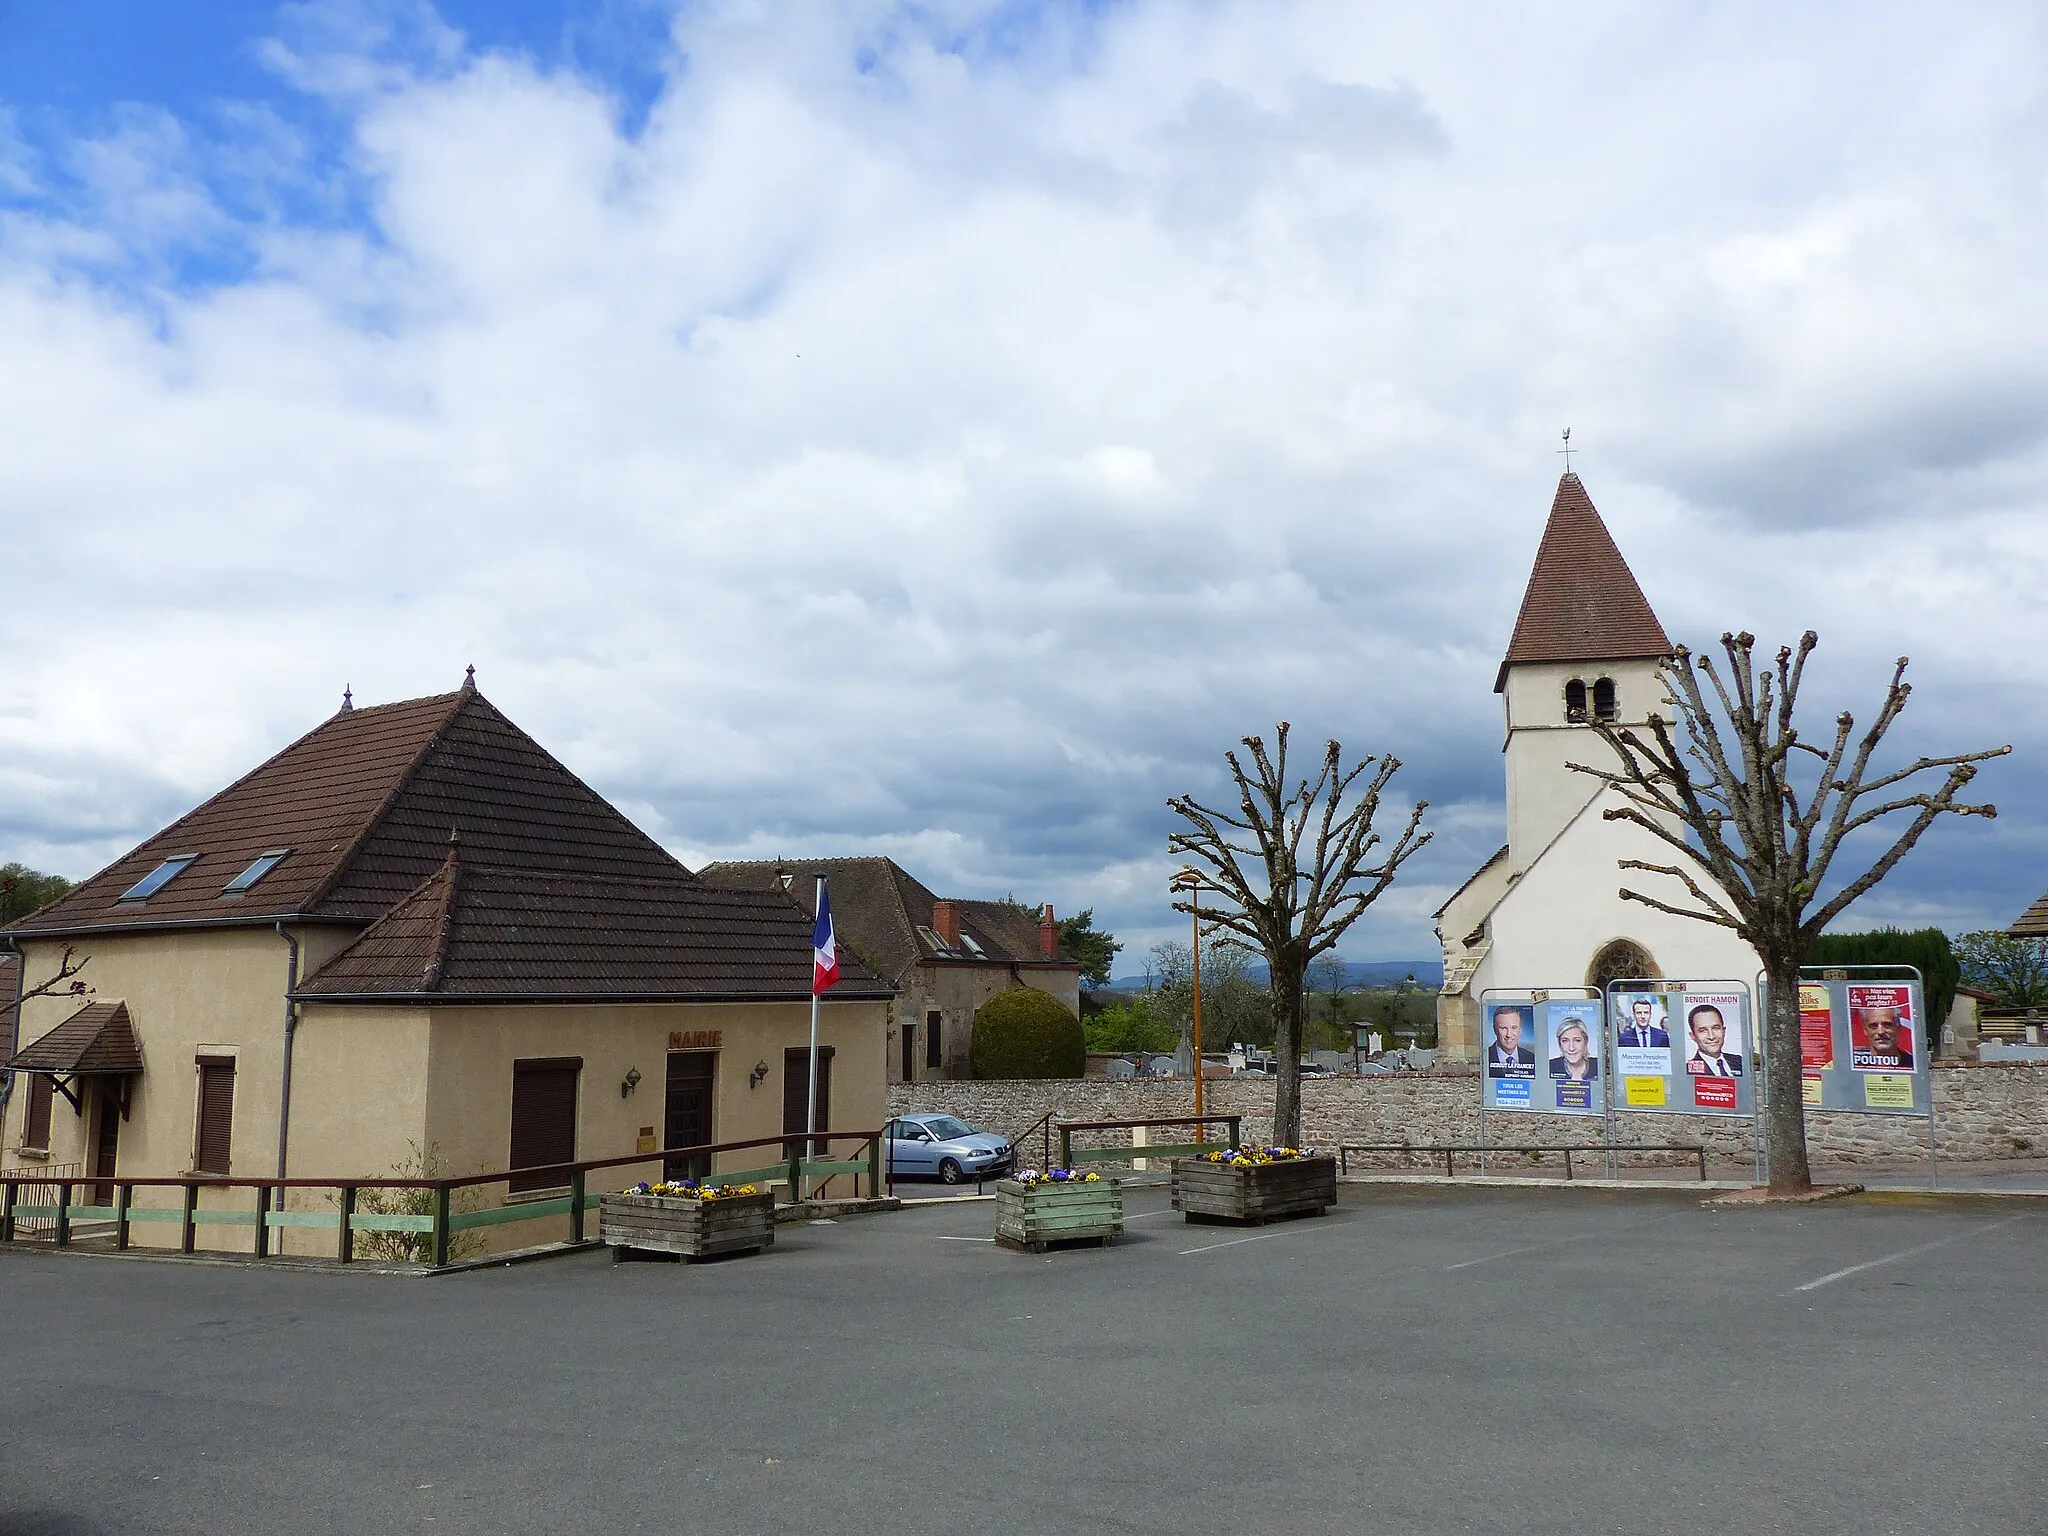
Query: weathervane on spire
xmin=1558 ymin=427 xmax=1575 ymax=474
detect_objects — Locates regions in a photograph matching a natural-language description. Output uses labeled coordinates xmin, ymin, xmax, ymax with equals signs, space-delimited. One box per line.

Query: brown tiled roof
xmin=697 ymin=857 xmax=1075 ymax=980
xmin=5 ymin=1001 xmax=142 ymax=1074
xmin=1494 ymin=473 xmax=1671 ymax=692
xmin=296 ymin=854 xmax=889 ymax=1003
xmin=2009 ymin=890 xmax=2048 ymax=937
xmin=9 ymin=684 xmax=690 ymax=938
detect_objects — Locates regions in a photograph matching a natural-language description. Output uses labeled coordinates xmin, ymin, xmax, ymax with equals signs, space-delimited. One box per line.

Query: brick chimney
xmin=1039 ymin=905 xmax=1060 ymax=960
xmin=932 ymin=901 xmax=960 ymax=949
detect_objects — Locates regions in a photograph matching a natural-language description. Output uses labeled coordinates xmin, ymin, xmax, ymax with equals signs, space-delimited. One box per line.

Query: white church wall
xmin=1474 ymin=786 xmax=1761 ymax=995
xmin=1501 ymin=658 xmax=1663 ymax=871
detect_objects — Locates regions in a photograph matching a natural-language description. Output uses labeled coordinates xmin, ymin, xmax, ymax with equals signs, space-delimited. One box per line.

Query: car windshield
xmin=921 ymin=1116 xmax=974 ymax=1140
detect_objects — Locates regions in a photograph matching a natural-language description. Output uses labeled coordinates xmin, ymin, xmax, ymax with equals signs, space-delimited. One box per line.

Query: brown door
xmin=195 ymin=1056 xmax=236 ymax=1175
xmin=91 ymin=1084 xmax=121 ymax=1204
xmin=926 ymin=1010 xmax=943 ymax=1072
xmin=663 ymin=1051 xmax=716 ymax=1181
xmin=782 ymin=1045 xmax=834 ymax=1161
xmin=508 ymin=1058 xmax=581 ymax=1194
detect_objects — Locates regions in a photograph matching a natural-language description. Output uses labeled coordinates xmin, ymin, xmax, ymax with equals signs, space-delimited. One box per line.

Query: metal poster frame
xmin=1477 ymin=988 xmax=1608 ymax=1176
xmin=1605 ymin=978 xmax=1764 ymax=1184
xmin=1763 ymin=964 xmax=1937 ymax=1189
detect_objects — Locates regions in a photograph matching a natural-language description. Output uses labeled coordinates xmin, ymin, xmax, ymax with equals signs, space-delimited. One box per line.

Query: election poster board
xmin=1794 ymin=975 xmax=1929 ymax=1116
xmin=1480 ymin=997 xmax=1605 ymax=1116
xmin=1605 ymin=983 xmax=1755 ymax=1117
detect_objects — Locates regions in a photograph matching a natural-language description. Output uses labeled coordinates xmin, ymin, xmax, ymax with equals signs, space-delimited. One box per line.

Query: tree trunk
xmin=1270 ymin=950 xmax=1306 ymax=1147
xmin=1761 ymin=951 xmax=1813 ymax=1194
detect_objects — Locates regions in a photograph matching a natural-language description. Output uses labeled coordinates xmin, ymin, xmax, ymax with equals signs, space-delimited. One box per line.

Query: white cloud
xmin=1 ymin=0 xmax=2043 ymax=964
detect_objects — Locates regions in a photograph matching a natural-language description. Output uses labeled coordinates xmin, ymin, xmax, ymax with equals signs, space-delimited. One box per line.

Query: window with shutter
xmin=508 ymin=1058 xmax=581 ymax=1194
xmin=195 ymin=1056 xmax=235 ymax=1174
xmin=926 ymin=1010 xmax=943 ymax=1071
xmin=23 ymin=1073 xmax=53 ymax=1151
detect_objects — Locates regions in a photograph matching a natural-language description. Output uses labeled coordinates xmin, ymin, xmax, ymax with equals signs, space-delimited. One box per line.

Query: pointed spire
xmin=1494 ymin=473 xmax=1672 ymax=693
xmin=339 ymin=684 xmax=354 ymax=713
xmin=462 ymin=664 xmax=476 ymax=692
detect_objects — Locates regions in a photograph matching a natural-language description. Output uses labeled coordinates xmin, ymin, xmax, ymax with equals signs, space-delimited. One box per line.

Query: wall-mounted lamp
xmin=748 ymin=1060 xmax=771 ymax=1090
xmin=620 ymin=1066 xmax=642 ymax=1099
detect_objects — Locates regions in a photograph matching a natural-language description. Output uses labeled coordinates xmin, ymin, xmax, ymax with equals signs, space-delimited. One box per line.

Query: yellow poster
xmin=1803 ymin=1075 xmax=1824 ymax=1106
xmin=1864 ymin=1074 xmax=1915 ymax=1109
xmin=1624 ymin=1075 xmax=1667 ymax=1107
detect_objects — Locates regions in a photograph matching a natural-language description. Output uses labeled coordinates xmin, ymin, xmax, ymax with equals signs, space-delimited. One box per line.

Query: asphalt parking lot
xmin=2 ymin=1183 xmax=2042 ymax=1535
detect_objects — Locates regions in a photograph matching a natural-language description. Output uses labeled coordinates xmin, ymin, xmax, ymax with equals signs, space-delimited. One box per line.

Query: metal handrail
xmin=1336 ymin=1142 xmax=1709 ymax=1182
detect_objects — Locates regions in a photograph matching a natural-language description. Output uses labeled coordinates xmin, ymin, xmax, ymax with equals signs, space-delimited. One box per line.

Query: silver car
xmin=886 ymin=1114 xmax=1013 ymax=1184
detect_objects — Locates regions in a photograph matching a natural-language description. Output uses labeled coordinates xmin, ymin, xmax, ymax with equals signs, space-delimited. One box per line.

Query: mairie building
xmin=1 ymin=675 xmax=892 ymax=1251
xmin=1434 ymin=474 xmax=1761 ymax=1061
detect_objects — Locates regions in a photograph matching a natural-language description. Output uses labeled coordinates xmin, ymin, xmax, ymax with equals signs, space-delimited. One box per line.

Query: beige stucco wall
xmin=890 ymin=964 xmax=1082 ymax=1082
xmin=1501 ymin=657 xmax=1665 ymax=873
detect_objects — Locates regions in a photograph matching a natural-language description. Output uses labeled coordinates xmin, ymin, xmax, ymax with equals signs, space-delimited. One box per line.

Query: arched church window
xmin=1587 ymin=939 xmax=1657 ymax=992
xmin=1564 ymin=679 xmax=1588 ymax=721
xmin=1592 ymin=677 xmax=1618 ymax=722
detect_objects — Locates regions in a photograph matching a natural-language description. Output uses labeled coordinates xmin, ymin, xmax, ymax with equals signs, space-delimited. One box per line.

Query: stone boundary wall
xmin=888 ymin=1062 xmax=2048 ymax=1169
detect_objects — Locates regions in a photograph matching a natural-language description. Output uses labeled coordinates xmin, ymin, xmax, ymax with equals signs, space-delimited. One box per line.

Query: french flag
xmin=812 ymin=881 xmax=840 ymax=995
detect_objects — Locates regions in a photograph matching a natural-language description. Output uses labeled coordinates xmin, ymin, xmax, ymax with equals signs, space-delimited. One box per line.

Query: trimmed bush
xmin=970 ymin=988 xmax=1085 ymax=1080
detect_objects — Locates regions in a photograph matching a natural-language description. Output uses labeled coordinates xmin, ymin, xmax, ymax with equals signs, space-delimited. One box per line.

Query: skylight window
xmin=222 ymin=849 xmax=290 ymax=895
xmin=916 ymin=926 xmax=952 ymax=953
xmin=957 ymin=933 xmax=986 ymax=958
xmin=119 ymin=855 xmax=197 ymax=902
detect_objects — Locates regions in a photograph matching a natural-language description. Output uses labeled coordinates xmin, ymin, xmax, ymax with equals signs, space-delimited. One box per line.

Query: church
xmin=1434 ymin=473 xmax=1761 ymax=1062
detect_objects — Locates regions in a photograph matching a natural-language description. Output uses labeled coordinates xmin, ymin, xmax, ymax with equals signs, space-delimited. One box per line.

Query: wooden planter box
xmin=600 ymin=1190 xmax=776 ymax=1262
xmin=1173 ymin=1155 xmax=1337 ymax=1225
xmin=994 ymin=1178 xmax=1123 ymax=1253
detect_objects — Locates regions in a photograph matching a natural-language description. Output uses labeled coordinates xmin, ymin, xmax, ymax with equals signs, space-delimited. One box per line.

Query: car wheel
xmin=939 ymin=1158 xmax=965 ymax=1184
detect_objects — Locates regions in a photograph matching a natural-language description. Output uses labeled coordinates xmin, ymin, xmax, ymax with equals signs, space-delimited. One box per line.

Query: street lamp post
xmin=1172 ymin=869 xmax=1207 ymax=1142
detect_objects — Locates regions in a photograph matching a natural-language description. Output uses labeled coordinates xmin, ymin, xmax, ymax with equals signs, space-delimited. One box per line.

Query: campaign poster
xmin=1864 ymin=1074 xmax=1915 ymax=1109
xmin=1799 ymin=984 xmax=1835 ymax=1071
xmin=1624 ymin=1076 xmax=1667 ymax=1107
xmin=1555 ymin=1079 xmax=1594 ymax=1111
xmin=1802 ymin=1075 xmax=1825 ymax=1106
xmin=1849 ymin=985 xmax=1916 ymax=1073
xmin=1547 ymin=1003 xmax=1602 ymax=1084
xmin=1483 ymin=1002 xmax=1538 ymax=1079
xmin=1613 ymin=991 xmax=1671 ymax=1078
xmin=1680 ymin=993 xmax=1745 ymax=1078
xmin=1693 ymin=1075 xmax=1738 ymax=1111
xmin=1493 ymin=1077 xmax=1532 ymax=1108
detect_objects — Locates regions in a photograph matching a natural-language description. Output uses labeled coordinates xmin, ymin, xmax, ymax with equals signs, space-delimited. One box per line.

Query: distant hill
xmin=1103 ymin=959 xmax=1440 ymax=992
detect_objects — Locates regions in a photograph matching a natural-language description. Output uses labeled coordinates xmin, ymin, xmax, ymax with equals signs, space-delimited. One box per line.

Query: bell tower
xmin=1495 ymin=474 xmax=1672 ymax=874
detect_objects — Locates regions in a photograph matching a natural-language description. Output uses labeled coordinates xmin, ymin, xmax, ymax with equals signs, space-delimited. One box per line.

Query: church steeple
xmin=1494 ymin=473 xmax=1670 ymax=693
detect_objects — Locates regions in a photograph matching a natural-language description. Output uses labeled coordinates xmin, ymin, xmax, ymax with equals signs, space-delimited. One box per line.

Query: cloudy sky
xmin=2 ymin=0 xmax=2043 ymax=967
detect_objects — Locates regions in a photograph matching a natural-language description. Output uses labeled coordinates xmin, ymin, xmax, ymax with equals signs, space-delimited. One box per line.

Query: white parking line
xmin=1793 ymin=1213 xmax=2031 ymax=1293
xmin=1445 ymin=1244 xmax=1545 ymax=1271
xmin=1179 ymin=1231 xmax=1285 ymax=1256
xmin=934 ymin=1236 xmax=995 ymax=1243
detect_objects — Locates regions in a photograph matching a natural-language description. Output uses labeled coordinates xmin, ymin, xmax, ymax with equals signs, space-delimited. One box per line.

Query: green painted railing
xmin=1057 ymin=1115 xmax=1243 ymax=1169
xmin=0 ymin=1128 xmax=886 ymax=1269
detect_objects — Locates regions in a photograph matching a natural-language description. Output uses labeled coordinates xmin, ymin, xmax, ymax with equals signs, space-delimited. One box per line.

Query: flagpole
xmin=806 ymin=874 xmax=824 ymax=1201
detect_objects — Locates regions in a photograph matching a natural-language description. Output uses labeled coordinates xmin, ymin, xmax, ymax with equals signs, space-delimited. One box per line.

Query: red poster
xmin=1693 ymin=1075 xmax=1738 ymax=1111
xmin=1848 ymin=984 xmax=1916 ymax=1073
xmin=1798 ymin=984 xmax=1834 ymax=1071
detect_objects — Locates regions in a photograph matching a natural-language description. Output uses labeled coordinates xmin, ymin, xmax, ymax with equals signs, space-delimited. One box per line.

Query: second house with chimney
xmin=698 ymin=859 xmax=1080 ymax=1082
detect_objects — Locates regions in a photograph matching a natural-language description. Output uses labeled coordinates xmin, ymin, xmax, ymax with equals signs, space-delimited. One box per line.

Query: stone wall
xmin=889 ymin=1061 xmax=2048 ymax=1169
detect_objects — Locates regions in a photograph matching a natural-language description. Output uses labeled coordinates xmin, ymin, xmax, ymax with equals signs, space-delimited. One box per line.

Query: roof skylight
xmin=119 ymin=855 xmax=197 ymax=903
xmin=222 ymin=849 xmax=290 ymax=895
xmin=957 ymin=933 xmax=986 ymax=957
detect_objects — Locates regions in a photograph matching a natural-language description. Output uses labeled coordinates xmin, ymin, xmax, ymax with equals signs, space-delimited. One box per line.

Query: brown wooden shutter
xmin=508 ymin=1057 xmax=581 ymax=1194
xmin=782 ymin=1046 xmax=834 ymax=1160
xmin=195 ymin=1056 xmax=235 ymax=1175
xmin=926 ymin=1010 xmax=942 ymax=1071
xmin=23 ymin=1073 xmax=53 ymax=1151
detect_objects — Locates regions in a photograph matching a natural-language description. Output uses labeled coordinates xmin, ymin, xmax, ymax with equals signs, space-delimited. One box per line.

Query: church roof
xmin=1494 ymin=473 xmax=1672 ymax=692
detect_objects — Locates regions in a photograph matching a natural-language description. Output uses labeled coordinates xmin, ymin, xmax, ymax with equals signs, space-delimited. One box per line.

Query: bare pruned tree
xmin=1168 ymin=723 xmax=1430 ymax=1146
xmin=1573 ymin=632 xmax=2007 ymax=1193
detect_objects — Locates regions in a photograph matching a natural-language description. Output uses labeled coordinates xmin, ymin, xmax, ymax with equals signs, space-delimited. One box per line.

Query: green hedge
xmin=970 ymin=988 xmax=1085 ymax=1080
xmin=1804 ymin=928 xmax=1958 ymax=1057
